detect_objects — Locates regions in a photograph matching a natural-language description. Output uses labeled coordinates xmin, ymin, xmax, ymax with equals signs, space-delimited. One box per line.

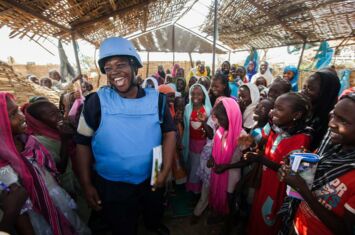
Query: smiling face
xmin=253 ymin=99 xmax=273 ymax=124
xmin=236 ymin=67 xmax=246 ymax=78
xmin=270 ymin=95 xmax=301 ymax=128
xmin=191 ymin=86 xmax=205 ymax=107
xmin=211 ymin=78 xmax=226 ymax=97
xmin=248 ymin=61 xmax=255 ymax=72
xmin=238 ymin=86 xmax=252 ymax=111
xmin=283 ymin=70 xmax=295 ymax=81
xmin=328 ymin=98 xmax=355 ymax=147
xmin=260 ymin=62 xmax=268 ymax=74
xmin=104 ymin=57 xmax=135 ymax=94
xmin=176 ymin=79 xmax=186 ymax=92
xmin=302 ymin=74 xmax=321 ymax=105
xmin=7 ymin=97 xmax=27 ymax=135
xmin=221 ymin=62 xmax=230 ymax=74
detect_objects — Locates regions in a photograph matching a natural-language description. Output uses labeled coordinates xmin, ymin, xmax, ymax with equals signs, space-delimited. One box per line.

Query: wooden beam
xmin=2 ymin=0 xmax=71 ymax=32
xmin=247 ymin=0 xmax=306 ymax=42
xmin=1 ymin=0 xmax=97 ymax=46
xmin=70 ymin=1 xmax=151 ymax=31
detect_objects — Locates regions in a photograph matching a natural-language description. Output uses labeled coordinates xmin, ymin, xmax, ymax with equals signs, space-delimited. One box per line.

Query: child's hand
xmin=1 ymin=184 xmax=28 ymax=216
xmin=197 ymin=111 xmax=207 ymax=123
xmin=243 ymin=150 xmax=262 ymax=162
xmin=57 ymin=120 xmax=75 ymax=138
xmin=207 ymin=157 xmax=215 ymax=168
xmin=278 ymin=163 xmax=308 ymax=195
xmin=83 ymin=184 xmax=102 ymax=211
xmin=214 ymin=164 xmax=228 ymax=174
xmin=238 ymin=134 xmax=255 ymax=150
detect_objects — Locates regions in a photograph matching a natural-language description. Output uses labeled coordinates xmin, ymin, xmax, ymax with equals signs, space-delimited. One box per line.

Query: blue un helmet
xmin=98 ymin=37 xmax=143 ymax=74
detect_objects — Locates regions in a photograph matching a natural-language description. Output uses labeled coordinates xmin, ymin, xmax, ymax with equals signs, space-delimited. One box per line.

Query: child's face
xmin=7 ymin=98 xmax=27 ymax=135
xmin=238 ymin=86 xmax=252 ymax=107
xmin=283 ymin=71 xmax=294 ymax=81
xmin=211 ymin=78 xmax=225 ymax=97
xmin=191 ymin=86 xmax=204 ymax=106
xmin=253 ymin=100 xmax=271 ymax=122
xmin=174 ymin=97 xmax=185 ymax=111
xmin=255 ymin=77 xmax=267 ymax=87
xmin=176 ymin=69 xmax=184 ymax=78
xmin=167 ymin=92 xmax=175 ymax=105
xmin=328 ymin=98 xmax=355 ymax=147
xmin=198 ymin=78 xmax=210 ymax=91
xmin=198 ymin=65 xmax=205 ymax=74
xmin=42 ymin=79 xmax=52 ymax=88
xmin=212 ymin=102 xmax=228 ymax=130
xmin=176 ymin=79 xmax=185 ymax=92
xmin=40 ymin=103 xmax=63 ymax=130
xmin=175 ymin=109 xmax=183 ymax=121
xmin=302 ymin=75 xmax=321 ymax=104
xmin=147 ymin=79 xmax=155 ymax=88
xmin=268 ymin=82 xmax=285 ymax=101
xmin=189 ymin=77 xmax=197 ymax=88
xmin=248 ymin=61 xmax=255 ymax=71
xmin=270 ymin=96 xmax=299 ymax=128
xmin=236 ymin=67 xmax=245 ymax=78
xmin=260 ymin=62 xmax=268 ymax=74
xmin=221 ymin=63 xmax=230 ymax=74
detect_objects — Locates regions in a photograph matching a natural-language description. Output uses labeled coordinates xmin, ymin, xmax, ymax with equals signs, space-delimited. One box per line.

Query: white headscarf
xmin=242 ymin=83 xmax=260 ymax=129
xmin=141 ymin=76 xmax=159 ymax=90
xmin=251 ymin=62 xmax=274 ymax=86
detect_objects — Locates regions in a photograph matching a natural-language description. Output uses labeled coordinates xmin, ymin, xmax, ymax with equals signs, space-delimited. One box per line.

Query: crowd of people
xmin=0 ymin=36 xmax=354 ymax=235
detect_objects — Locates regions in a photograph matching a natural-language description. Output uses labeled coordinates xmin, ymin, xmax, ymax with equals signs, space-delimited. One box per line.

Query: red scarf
xmin=0 ymin=93 xmax=76 ymax=235
xmin=21 ymin=103 xmax=61 ymax=140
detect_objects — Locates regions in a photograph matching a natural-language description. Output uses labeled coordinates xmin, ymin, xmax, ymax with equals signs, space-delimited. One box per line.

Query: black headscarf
xmin=308 ymin=68 xmax=340 ymax=151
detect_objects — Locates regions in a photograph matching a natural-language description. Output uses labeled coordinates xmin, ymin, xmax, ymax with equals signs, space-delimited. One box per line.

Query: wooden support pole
xmin=146 ymin=52 xmax=150 ymax=78
xmin=172 ymin=25 xmax=175 ymax=66
xmin=297 ymin=42 xmax=306 ymax=71
xmin=212 ymin=0 xmax=218 ymax=75
xmin=72 ymin=33 xmax=82 ymax=75
xmin=189 ymin=52 xmax=193 ymax=68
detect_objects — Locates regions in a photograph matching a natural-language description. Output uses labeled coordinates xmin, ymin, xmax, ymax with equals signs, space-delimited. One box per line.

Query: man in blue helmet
xmin=74 ymin=37 xmax=175 ymax=235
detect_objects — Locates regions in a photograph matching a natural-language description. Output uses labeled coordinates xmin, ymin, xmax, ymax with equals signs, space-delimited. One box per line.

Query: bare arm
xmin=74 ymin=144 xmax=101 ymax=210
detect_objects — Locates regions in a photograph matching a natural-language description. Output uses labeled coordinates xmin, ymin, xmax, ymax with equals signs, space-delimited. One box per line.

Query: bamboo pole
xmin=146 ymin=52 xmax=150 ymax=77
xmin=297 ymin=42 xmax=306 ymax=71
xmin=71 ymin=33 xmax=82 ymax=75
xmin=212 ymin=0 xmax=218 ymax=75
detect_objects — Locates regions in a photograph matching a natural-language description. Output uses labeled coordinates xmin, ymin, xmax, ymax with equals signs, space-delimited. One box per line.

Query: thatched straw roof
xmin=0 ymin=0 xmax=191 ymax=47
xmin=129 ymin=24 xmax=227 ymax=53
xmin=202 ymin=0 xmax=355 ymax=50
xmin=0 ymin=61 xmax=60 ymax=105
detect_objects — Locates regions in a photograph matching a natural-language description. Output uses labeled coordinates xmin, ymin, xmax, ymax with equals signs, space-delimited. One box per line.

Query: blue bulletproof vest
xmin=92 ymin=86 xmax=162 ymax=184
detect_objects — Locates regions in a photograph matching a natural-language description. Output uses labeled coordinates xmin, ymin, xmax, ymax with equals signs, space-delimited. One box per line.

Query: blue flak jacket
xmin=92 ymin=86 xmax=162 ymax=184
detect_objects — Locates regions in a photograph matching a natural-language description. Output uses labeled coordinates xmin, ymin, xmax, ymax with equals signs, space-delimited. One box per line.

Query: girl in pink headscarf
xmin=208 ymin=97 xmax=243 ymax=217
xmin=0 ymin=93 xmax=90 ymax=235
xmin=172 ymin=64 xmax=180 ymax=78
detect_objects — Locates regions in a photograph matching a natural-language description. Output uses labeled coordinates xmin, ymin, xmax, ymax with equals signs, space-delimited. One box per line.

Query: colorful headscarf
xmin=283 ymin=65 xmax=299 ymax=91
xmin=209 ymin=97 xmax=242 ymax=215
xmin=158 ymin=84 xmax=176 ymax=117
xmin=246 ymin=61 xmax=258 ymax=82
xmin=22 ymin=103 xmax=61 ymax=141
xmin=182 ymin=84 xmax=212 ymax=162
xmin=0 ymin=93 xmax=75 ymax=235
xmin=241 ymin=83 xmax=260 ymax=129
xmin=251 ymin=61 xmax=274 ymax=85
xmin=172 ymin=64 xmax=180 ymax=78
xmin=142 ymin=76 xmax=159 ymax=90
